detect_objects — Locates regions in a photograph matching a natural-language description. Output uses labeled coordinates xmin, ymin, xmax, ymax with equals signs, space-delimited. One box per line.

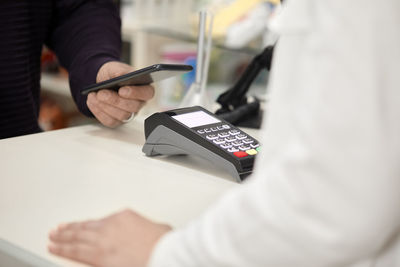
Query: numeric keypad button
xmin=229 ymin=129 xmax=240 ymax=136
xmin=242 ymin=138 xmax=254 ymax=144
xmin=213 ymin=138 xmax=226 ymax=145
xmin=218 ymin=132 xmax=230 ymax=138
xmin=225 ymin=136 xmax=236 ymax=142
xmin=236 ymin=134 xmax=247 ymax=140
xmin=220 ymin=143 xmax=232 ymax=149
xmin=206 ymin=134 xmax=218 ymax=140
xmin=217 ymin=126 xmax=225 ymax=130
xmin=231 ymin=141 xmax=243 ymax=147
xmin=239 ymin=145 xmax=251 ymax=151
xmin=228 ymin=147 xmax=239 ymax=153
xmin=250 ymin=143 xmax=260 ymax=148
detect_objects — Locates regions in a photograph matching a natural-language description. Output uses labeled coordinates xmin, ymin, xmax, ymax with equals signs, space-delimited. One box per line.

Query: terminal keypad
xmin=196 ymin=124 xmax=260 ymax=158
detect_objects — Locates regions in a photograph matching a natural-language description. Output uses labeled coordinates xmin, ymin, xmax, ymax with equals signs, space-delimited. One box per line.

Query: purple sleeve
xmin=47 ymin=0 xmax=122 ymax=116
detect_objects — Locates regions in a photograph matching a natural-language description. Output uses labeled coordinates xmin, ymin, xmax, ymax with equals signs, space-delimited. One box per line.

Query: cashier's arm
xmin=88 ymin=61 xmax=155 ymax=127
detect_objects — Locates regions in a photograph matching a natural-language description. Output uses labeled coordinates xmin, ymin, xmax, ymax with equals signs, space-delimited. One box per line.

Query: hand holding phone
xmin=84 ymin=62 xmax=192 ymax=128
xmin=85 ymin=62 xmax=155 ymax=128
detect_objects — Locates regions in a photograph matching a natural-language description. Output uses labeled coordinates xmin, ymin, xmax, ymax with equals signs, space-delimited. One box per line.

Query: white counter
xmin=0 ymin=118 xmax=260 ymax=266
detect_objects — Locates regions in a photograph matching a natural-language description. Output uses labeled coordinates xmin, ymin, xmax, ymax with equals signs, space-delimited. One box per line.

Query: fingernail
xmin=48 ymin=244 xmax=58 ymax=253
xmin=49 ymin=229 xmax=59 ymax=239
xmin=58 ymin=223 xmax=68 ymax=230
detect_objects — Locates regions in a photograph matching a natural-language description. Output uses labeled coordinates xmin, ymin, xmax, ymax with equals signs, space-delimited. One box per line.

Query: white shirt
xmin=149 ymin=0 xmax=400 ymax=266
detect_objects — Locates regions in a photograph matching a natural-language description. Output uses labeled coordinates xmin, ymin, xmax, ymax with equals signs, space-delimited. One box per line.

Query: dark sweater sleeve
xmin=46 ymin=0 xmax=122 ymax=116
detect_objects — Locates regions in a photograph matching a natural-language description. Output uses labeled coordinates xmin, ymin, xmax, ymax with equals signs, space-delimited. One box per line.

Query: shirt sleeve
xmin=46 ymin=0 xmax=121 ymax=116
xmin=148 ymin=0 xmax=400 ymax=266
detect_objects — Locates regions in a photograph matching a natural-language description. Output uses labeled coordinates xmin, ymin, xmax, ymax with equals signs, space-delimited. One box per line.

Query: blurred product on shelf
xmin=225 ymin=2 xmax=277 ymax=48
xmin=157 ymin=43 xmax=197 ymax=109
xmin=41 ymin=47 xmax=59 ymax=73
xmin=38 ymin=96 xmax=67 ymax=131
xmin=39 ymin=93 xmax=96 ymax=131
xmin=121 ymin=0 xmax=194 ymax=30
xmin=41 ymin=47 xmax=68 ymax=77
xmin=208 ymin=0 xmax=267 ymax=37
xmin=192 ymin=0 xmax=279 ymax=49
xmin=40 ymin=47 xmax=94 ymax=131
xmin=40 ymin=47 xmax=69 ymax=131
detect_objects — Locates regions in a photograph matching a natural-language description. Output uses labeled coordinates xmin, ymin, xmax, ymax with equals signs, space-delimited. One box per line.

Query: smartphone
xmin=81 ymin=63 xmax=193 ymax=95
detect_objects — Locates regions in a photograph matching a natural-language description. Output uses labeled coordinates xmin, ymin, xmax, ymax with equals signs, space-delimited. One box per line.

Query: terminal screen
xmin=172 ymin=111 xmax=221 ymax=128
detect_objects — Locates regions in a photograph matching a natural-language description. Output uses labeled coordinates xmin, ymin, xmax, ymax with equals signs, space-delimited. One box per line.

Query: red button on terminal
xmin=234 ymin=151 xmax=248 ymax=158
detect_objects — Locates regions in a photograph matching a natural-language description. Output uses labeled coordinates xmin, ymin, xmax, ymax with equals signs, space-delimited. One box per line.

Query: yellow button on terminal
xmin=246 ymin=149 xmax=258 ymax=155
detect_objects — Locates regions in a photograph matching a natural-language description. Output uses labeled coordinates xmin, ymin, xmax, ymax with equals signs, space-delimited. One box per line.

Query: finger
xmin=118 ymin=85 xmax=155 ymax=101
xmin=94 ymin=100 xmax=133 ymax=122
xmin=87 ymin=92 xmax=120 ymax=128
xmin=58 ymin=221 xmax=89 ymax=231
xmin=49 ymin=228 xmax=99 ymax=244
xmin=106 ymin=208 xmax=150 ymax=224
xmin=56 ymin=220 xmax=103 ymax=235
xmin=108 ymin=66 xmax=134 ymax=79
xmin=58 ymin=220 xmax=102 ymax=231
xmin=97 ymin=90 xmax=144 ymax=113
xmin=97 ymin=61 xmax=134 ymax=82
xmin=48 ymin=242 xmax=100 ymax=266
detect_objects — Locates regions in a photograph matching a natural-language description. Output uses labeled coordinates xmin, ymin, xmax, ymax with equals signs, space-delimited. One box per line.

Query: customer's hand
xmin=48 ymin=209 xmax=171 ymax=267
xmin=87 ymin=61 xmax=155 ymax=127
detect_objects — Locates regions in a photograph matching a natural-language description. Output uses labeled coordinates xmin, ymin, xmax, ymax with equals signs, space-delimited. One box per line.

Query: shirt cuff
xmin=148 ymin=231 xmax=183 ymax=267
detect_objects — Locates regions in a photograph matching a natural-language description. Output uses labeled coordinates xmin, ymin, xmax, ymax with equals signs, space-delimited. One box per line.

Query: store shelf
xmin=122 ymin=21 xmax=260 ymax=55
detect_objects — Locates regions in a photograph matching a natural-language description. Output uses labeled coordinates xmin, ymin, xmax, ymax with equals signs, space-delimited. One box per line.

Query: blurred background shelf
xmin=40 ymin=72 xmax=70 ymax=97
xmin=39 ymin=0 xmax=277 ymax=131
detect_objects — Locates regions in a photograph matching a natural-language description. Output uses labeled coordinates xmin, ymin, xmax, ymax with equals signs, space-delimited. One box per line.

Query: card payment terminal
xmin=142 ymin=106 xmax=260 ymax=182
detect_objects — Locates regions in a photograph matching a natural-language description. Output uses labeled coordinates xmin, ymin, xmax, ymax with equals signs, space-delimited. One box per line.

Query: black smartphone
xmin=81 ymin=63 xmax=193 ymax=95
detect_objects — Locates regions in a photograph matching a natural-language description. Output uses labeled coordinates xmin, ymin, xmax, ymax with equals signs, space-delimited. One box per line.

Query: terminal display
xmin=172 ymin=111 xmax=221 ymax=128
